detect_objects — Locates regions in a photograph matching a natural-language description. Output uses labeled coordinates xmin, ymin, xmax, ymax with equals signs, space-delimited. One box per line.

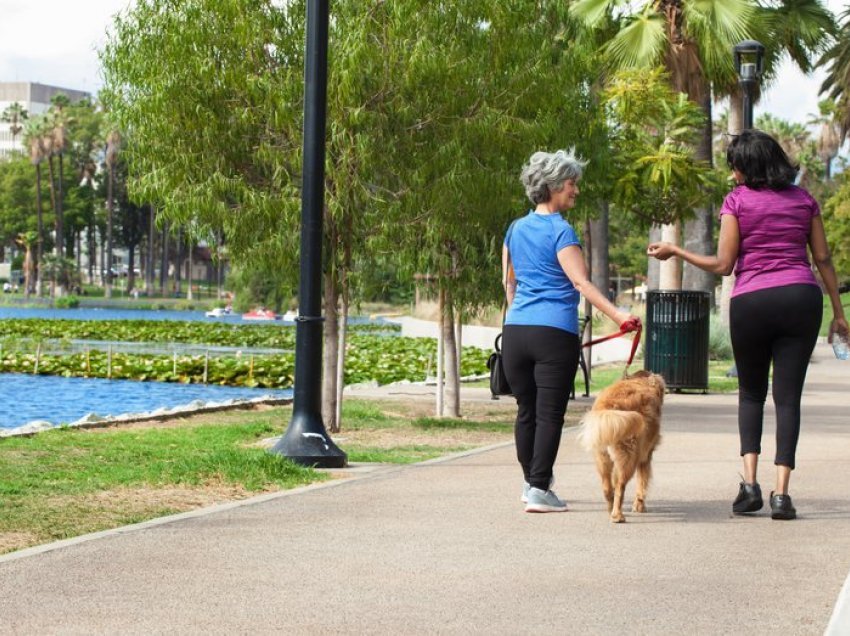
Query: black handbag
xmin=487 ymin=333 xmax=512 ymax=399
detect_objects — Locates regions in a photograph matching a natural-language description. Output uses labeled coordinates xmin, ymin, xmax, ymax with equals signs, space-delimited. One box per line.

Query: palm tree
xmin=819 ymin=6 xmax=850 ymax=139
xmin=48 ymin=94 xmax=71 ymax=263
xmin=569 ymin=0 xmax=754 ymax=292
xmin=15 ymin=232 xmax=38 ymax=299
xmin=721 ymin=0 xmax=835 ymax=135
xmin=1 ymin=102 xmax=29 ymax=154
xmin=809 ymin=100 xmax=842 ymax=180
xmin=23 ymin=117 xmax=49 ymax=296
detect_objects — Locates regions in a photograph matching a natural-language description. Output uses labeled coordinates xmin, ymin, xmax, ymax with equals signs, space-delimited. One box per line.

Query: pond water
xmin=0 ymin=374 xmax=291 ymax=430
xmin=0 ymin=306 xmax=382 ymax=325
xmin=0 ymin=306 xmax=283 ymax=324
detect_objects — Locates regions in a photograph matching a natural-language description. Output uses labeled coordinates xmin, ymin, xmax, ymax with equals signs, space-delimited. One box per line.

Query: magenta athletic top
xmin=719 ymin=184 xmax=820 ymax=298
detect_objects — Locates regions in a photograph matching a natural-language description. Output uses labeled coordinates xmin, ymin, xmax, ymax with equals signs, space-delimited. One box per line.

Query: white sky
xmin=0 ymin=0 xmax=846 ymax=127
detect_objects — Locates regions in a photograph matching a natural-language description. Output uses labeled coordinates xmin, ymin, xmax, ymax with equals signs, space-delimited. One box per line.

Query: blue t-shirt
xmin=504 ymin=211 xmax=581 ymax=334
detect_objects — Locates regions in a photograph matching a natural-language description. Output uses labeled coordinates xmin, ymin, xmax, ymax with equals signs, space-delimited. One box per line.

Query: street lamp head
xmin=733 ymin=40 xmax=765 ymax=82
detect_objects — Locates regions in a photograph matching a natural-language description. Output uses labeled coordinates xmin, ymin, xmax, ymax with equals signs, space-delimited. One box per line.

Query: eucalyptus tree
xmin=104 ymin=130 xmax=121 ymax=298
xmin=570 ymin=0 xmax=753 ymax=293
xmin=379 ymin=1 xmax=612 ymax=416
xmin=101 ymin=0 xmax=409 ymax=430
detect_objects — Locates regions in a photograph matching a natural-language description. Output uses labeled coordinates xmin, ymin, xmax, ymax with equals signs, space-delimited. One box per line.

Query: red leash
xmin=581 ymin=319 xmax=642 ymax=371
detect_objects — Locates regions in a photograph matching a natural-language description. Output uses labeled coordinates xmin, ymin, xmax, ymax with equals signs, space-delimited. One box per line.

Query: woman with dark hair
xmin=503 ymin=149 xmax=640 ymax=513
xmin=648 ymin=129 xmax=849 ymax=520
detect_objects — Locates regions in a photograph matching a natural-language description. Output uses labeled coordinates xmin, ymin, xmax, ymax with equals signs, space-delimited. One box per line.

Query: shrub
xmin=709 ymin=316 xmax=733 ymax=360
xmin=54 ymin=295 xmax=80 ymax=309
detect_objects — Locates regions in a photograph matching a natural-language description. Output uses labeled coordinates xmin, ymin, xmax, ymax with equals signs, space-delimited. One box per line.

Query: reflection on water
xmin=0 ymin=374 xmax=291 ymax=430
xmin=0 ymin=306 xmax=275 ymax=324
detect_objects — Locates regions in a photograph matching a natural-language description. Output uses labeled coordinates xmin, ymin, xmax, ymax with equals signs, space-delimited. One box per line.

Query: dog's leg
xmin=610 ymin=446 xmax=638 ymax=523
xmin=632 ymin=452 xmax=654 ymax=513
xmin=594 ymin=451 xmax=615 ymax=512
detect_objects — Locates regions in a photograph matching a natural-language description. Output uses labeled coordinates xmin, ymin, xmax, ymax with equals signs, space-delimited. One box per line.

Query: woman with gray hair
xmin=502 ymin=148 xmax=640 ymax=513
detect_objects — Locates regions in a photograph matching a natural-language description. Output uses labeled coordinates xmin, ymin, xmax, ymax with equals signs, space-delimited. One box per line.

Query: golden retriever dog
xmin=577 ymin=370 xmax=665 ymax=523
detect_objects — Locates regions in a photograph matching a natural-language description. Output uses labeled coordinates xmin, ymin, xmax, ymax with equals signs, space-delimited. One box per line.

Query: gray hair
xmin=520 ymin=148 xmax=587 ymax=205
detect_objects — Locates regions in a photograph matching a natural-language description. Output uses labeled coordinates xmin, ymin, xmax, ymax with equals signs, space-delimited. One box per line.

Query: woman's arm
xmin=557 ymin=245 xmax=635 ymax=327
xmin=809 ymin=215 xmax=849 ymax=342
xmin=647 ymin=214 xmax=740 ymax=275
xmin=502 ymin=244 xmax=516 ymax=306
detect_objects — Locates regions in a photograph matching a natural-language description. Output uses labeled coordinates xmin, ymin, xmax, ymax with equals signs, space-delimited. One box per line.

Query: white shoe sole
xmin=524 ymin=503 xmax=568 ymax=513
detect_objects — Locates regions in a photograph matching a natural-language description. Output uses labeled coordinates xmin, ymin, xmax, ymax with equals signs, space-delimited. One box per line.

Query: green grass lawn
xmin=0 ymin=399 xmax=516 ymax=555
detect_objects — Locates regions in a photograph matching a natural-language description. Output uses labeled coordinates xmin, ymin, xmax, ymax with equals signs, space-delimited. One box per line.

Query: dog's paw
xmin=610 ymin=513 xmax=626 ymax=523
xmin=632 ymin=500 xmax=646 ymax=513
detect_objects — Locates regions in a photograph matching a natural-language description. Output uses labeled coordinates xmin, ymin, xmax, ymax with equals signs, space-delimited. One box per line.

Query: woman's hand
xmin=647 ymin=242 xmax=677 ymax=261
xmin=618 ymin=315 xmax=642 ymax=333
xmin=828 ymin=317 xmax=850 ymax=343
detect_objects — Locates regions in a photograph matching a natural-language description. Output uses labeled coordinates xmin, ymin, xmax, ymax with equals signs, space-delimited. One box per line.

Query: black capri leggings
xmin=729 ymin=284 xmax=822 ymax=470
xmin=501 ymin=324 xmax=580 ymax=491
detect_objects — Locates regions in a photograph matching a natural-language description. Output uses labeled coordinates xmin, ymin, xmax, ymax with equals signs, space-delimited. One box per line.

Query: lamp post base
xmin=269 ymin=410 xmax=347 ymax=468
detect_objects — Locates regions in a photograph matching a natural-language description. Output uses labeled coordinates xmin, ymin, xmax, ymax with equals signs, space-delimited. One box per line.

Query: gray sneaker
xmin=525 ymin=487 xmax=568 ymax=513
xmin=521 ymin=477 xmax=555 ymax=503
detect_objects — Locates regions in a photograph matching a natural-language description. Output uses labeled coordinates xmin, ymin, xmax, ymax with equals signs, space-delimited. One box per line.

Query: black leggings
xmin=501 ymin=324 xmax=580 ymax=491
xmin=729 ymin=284 xmax=822 ymax=470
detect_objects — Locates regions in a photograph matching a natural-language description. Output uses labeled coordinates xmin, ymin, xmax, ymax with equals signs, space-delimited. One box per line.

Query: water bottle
xmin=833 ymin=335 xmax=850 ymax=361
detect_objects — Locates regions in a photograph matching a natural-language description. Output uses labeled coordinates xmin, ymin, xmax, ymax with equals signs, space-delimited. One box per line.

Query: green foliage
xmin=0 ymin=421 xmax=323 ymax=547
xmin=709 ymin=316 xmax=733 ymax=361
xmin=0 ymin=319 xmax=489 ymax=387
xmin=100 ymin=0 xmax=305 ymax=288
xmin=54 ymin=295 xmax=80 ymax=309
xmin=821 ymin=172 xmax=850 ymax=279
xmin=379 ymin=1 xmax=610 ymax=312
xmin=603 ymin=68 xmax=721 ymax=229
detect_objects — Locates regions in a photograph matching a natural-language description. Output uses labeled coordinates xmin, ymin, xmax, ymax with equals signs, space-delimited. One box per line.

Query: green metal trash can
xmin=644 ymin=290 xmax=710 ymax=391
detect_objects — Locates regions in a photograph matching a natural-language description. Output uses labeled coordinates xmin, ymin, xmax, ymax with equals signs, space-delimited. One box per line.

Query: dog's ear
xmin=628 ymin=369 xmax=652 ymax=380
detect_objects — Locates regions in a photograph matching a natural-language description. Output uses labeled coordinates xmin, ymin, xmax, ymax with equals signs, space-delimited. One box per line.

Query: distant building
xmin=0 ymin=82 xmax=90 ymax=159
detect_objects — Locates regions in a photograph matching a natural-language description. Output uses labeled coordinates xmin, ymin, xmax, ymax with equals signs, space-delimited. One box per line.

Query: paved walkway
xmin=1 ymin=344 xmax=849 ymax=634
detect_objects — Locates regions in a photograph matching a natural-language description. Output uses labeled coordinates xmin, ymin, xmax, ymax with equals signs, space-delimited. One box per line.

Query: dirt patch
xmin=0 ymin=532 xmax=41 ymax=555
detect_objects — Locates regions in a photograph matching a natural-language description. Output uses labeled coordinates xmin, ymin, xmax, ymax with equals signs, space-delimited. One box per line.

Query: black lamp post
xmin=270 ymin=0 xmax=347 ymax=468
xmin=733 ymin=40 xmax=765 ymax=130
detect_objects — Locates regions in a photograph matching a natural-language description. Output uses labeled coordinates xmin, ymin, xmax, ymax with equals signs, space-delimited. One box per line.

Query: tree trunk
xmin=682 ymin=91 xmax=715 ymax=299
xmin=56 ymin=152 xmax=64 ymax=260
xmin=718 ymin=97 xmax=744 ymax=326
xmin=159 ymin=222 xmax=169 ymax=295
xmin=335 ymin=278 xmax=349 ymax=432
xmin=659 ymin=222 xmax=681 ymax=290
xmin=589 ymin=202 xmax=610 ymax=299
xmin=87 ymin=218 xmax=95 ymax=285
xmin=174 ymin=229 xmax=183 ymax=295
xmin=322 ymin=269 xmax=340 ymax=433
xmin=441 ymin=285 xmax=460 ymax=418
xmin=34 ymin=164 xmax=44 ymax=297
xmin=436 ymin=287 xmax=444 ymax=417
xmin=128 ymin=245 xmax=136 ymax=295
xmin=186 ymin=237 xmax=194 ymax=300
xmin=147 ymin=206 xmax=156 ymax=296
xmin=105 ymin=164 xmax=114 ymax=299
xmin=647 ymin=226 xmax=662 ymax=291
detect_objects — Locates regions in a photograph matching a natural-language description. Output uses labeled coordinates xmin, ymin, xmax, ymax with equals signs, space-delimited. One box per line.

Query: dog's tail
xmin=577 ymin=410 xmax=646 ymax=451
